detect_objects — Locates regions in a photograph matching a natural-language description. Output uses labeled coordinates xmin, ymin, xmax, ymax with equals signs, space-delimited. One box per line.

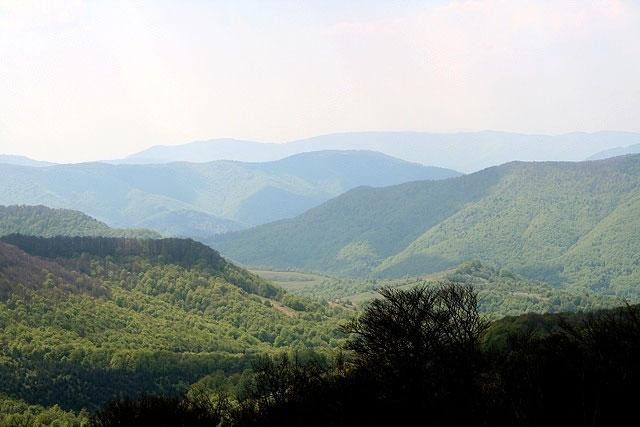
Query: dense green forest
xmin=0 ymin=236 xmax=347 ymax=422
xmin=215 ymin=155 xmax=640 ymax=297
xmin=0 ymin=205 xmax=160 ymax=239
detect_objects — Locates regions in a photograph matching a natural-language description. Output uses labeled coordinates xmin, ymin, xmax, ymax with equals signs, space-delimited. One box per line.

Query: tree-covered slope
xmin=423 ymin=262 xmax=619 ymax=318
xmin=0 ymin=205 xmax=160 ymax=239
xmin=0 ymin=151 xmax=458 ymax=238
xmin=214 ymin=167 xmax=500 ymax=276
xmin=216 ymin=155 xmax=640 ymax=296
xmin=0 ymin=236 xmax=346 ymax=413
xmin=375 ymin=158 xmax=640 ymax=292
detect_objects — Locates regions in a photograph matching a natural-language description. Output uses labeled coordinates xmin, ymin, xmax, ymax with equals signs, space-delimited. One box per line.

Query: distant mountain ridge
xmin=587 ymin=143 xmax=640 ymax=161
xmin=119 ymin=138 xmax=283 ymax=164
xmin=0 ymin=150 xmax=458 ymax=238
xmin=119 ymin=131 xmax=640 ymax=173
xmin=0 ymin=154 xmax=54 ymax=167
xmin=213 ymin=154 xmax=640 ymax=297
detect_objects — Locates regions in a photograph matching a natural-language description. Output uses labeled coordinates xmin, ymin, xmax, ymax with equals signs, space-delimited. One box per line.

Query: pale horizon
xmin=2 ymin=0 xmax=640 ymax=163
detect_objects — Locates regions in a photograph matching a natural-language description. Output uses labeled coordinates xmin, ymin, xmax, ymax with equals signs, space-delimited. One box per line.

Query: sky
xmin=1 ymin=0 xmax=639 ymax=163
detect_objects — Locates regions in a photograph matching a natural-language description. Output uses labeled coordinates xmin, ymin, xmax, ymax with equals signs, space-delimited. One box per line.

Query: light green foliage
xmin=443 ymin=262 xmax=621 ymax=318
xmin=0 ymin=394 xmax=87 ymax=426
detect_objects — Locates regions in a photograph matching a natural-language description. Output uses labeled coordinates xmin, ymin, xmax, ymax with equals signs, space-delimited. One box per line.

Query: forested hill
xmin=0 ymin=235 xmax=346 ymax=414
xmin=0 ymin=205 xmax=160 ymax=239
xmin=0 ymin=234 xmax=280 ymax=299
xmin=214 ymin=155 xmax=640 ymax=297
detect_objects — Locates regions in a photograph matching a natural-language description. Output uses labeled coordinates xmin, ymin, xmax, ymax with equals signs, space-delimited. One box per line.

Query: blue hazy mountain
xmin=119 ymin=138 xmax=287 ymax=164
xmin=0 ymin=155 xmax=55 ymax=167
xmin=119 ymin=131 xmax=640 ymax=173
xmin=587 ymin=143 xmax=640 ymax=161
xmin=0 ymin=150 xmax=458 ymax=238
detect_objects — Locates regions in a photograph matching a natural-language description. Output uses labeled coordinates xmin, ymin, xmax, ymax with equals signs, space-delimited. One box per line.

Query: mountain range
xmin=213 ymin=154 xmax=640 ymax=297
xmin=0 ymin=154 xmax=54 ymax=167
xmin=5 ymin=131 xmax=640 ymax=173
xmin=120 ymin=131 xmax=640 ymax=173
xmin=587 ymin=143 xmax=640 ymax=161
xmin=0 ymin=150 xmax=458 ymax=238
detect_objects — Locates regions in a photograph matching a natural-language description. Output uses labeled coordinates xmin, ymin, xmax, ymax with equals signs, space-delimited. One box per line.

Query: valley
xmin=216 ymin=155 xmax=640 ymax=298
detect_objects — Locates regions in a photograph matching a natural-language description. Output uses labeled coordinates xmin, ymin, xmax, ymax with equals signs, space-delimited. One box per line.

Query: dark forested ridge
xmin=0 ymin=205 xmax=160 ymax=239
xmin=0 ymin=234 xmax=281 ymax=299
xmin=215 ymin=155 xmax=640 ymax=297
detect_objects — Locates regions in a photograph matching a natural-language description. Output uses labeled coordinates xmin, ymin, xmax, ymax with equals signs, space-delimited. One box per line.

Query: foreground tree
xmin=344 ymin=284 xmax=489 ymax=425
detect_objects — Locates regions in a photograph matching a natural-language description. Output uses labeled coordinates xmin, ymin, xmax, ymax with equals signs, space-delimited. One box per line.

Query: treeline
xmin=1 ymin=234 xmax=281 ymax=299
xmin=93 ymin=285 xmax=639 ymax=426
xmin=1 ymin=234 xmax=225 ymax=268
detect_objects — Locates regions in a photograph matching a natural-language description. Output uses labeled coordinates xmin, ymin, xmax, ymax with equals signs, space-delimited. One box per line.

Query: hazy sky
xmin=1 ymin=0 xmax=639 ymax=163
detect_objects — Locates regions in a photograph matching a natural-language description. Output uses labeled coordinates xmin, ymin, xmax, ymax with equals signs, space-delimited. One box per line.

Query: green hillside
xmin=0 ymin=151 xmax=459 ymax=239
xmin=215 ymin=168 xmax=501 ymax=276
xmin=0 ymin=205 xmax=160 ymax=239
xmin=0 ymin=236 xmax=347 ymax=415
xmin=216 ymin=155 xmax=640 ymax=297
